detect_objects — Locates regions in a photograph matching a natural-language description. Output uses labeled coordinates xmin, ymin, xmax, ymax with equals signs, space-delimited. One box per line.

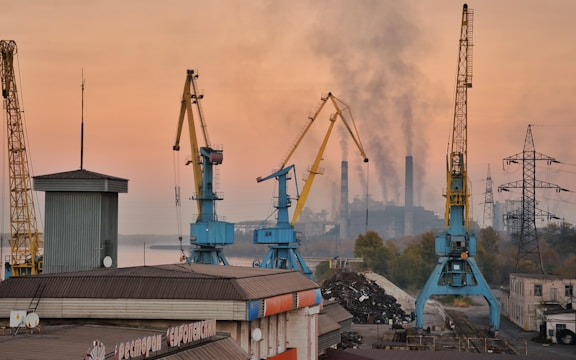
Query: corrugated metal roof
xmin=323 ymin=301 xmax=353 ymax=323
xmin=34 ymin=169 xmax=128 ymax=193
xmin=0 ymin=324 xmax=163 ymax=359
xmin=0 ymin=324 xmax=250 ymax=360
xmin=34 ymin=168 xmax=127 ymax=181
xmin=162 ymin=337 xmax=250 ymax=360
xmin=318 ymin=312 xmax=341 ymax=335
xmin=0 ymin=264 xmax=319 ymax=301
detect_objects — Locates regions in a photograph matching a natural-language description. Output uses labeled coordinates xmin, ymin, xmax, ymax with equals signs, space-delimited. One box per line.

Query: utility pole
xmin=498 ymin=125 xmax=568 ymax=274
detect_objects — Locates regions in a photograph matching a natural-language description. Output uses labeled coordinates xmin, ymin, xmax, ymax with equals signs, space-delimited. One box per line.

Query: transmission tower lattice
xmin=482 ymin=164 xmax=494 ymax=228
xmin=498 ymin=125 xmax=568 ymax=274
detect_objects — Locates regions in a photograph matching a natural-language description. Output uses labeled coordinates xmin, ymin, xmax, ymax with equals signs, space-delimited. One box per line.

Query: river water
xmin=0 ymin=244 xmax=255 ymax=280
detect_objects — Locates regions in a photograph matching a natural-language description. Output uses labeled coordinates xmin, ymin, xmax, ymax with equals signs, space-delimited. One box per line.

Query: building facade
xmin=500 ymin=273 xmax=575 ymax=332
xmin=0 ymin=263 xmax=325 ymax=360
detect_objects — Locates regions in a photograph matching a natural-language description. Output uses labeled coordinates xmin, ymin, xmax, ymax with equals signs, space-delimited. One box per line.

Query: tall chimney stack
xmin=404 ymin=155 xmax=414 ymax=236
xmin=339 ymin=160 xmax=349 ymax=253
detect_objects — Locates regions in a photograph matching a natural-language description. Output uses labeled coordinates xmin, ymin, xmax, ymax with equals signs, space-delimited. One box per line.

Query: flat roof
xmin=0 ymin=324 xmax=249 ymax=360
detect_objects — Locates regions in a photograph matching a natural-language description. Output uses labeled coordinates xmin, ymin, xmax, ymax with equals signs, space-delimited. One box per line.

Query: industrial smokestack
xmin=339 ymin=160 xmax=349 ymax=252
xmin=404 ymin=155 xmax=414 ymax=236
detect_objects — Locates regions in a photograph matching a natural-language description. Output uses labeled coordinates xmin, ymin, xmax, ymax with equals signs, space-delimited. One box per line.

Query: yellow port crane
xmin=173 ymin=69 xmax=233 ymax=265
xmin=254 ymin=92 xmax=368 ymax=278
xmin=1 ymin=40 xmax=42 ymax=278
xmin=279 ymin=93 xmax=368 ymax=226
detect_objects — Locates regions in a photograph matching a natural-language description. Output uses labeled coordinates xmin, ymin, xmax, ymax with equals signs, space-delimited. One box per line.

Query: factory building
xmin=337 ymin=157 xmax=444 ymax=242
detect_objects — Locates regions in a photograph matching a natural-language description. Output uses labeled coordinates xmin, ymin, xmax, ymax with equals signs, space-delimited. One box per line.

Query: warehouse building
xmin=0 ymin=263 xmax=325 ymax=359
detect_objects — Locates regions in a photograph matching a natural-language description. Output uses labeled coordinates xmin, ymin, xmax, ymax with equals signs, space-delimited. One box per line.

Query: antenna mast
xmin=80 ymin=70 xmax=85 ymax=170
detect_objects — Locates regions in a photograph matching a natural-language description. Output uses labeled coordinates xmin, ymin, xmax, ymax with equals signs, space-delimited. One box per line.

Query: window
xmin=534 ymin=284 xmax=542 ymax=296
xmin=565 ymin=285 xmax=574 ymax=298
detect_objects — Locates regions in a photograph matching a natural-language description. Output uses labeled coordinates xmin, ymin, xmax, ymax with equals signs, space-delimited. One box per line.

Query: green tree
xmin=354 ymin=231 xmax=384 ymax=258
xmin=353 ymin=231 xmax=385 ymax=271
xmin=397 ymin=232 xmax=436 ymax=290
xmin=476 ymin=227 xmax=502 ymax=285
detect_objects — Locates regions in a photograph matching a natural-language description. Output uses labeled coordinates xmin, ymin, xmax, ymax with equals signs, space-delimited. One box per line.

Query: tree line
xmin=342 ymin=222 xmax=576 ymax=291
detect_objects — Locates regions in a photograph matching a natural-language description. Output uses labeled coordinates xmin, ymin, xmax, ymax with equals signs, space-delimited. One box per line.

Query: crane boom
xmin=173 ymin=70 xmax=210 ymax=218
xmin=290 ymin=94 xmax=368 ymax=226
xmin=1 ymin=40 xmax=42 ymax=277
xmin=445 ymin=4 xmax=473 ymax=229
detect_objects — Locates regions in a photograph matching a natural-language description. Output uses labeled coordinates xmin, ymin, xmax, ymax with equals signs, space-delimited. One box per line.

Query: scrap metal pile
xmin=321 ymin=271 xmax=411 ymax=324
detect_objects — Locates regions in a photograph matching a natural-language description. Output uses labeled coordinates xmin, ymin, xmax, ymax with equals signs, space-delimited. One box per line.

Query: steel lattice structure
xmin=482 ymin=164 xmax=494 ymax=228
xmin=498 ymin=125 xmax=567 ymax=273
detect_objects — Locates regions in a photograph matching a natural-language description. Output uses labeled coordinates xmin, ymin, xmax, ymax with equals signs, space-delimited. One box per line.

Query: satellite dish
xmin=25 ymin=312 xmax=39 ymax=328
xmin=103 ymin=256 xmax=113 ymax=268
xmin=251 ymin=327 xmax=262 ymax=342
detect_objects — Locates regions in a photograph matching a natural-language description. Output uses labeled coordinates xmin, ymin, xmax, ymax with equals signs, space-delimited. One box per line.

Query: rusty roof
xmin=0 ymin=263 xmax=319 ymax=301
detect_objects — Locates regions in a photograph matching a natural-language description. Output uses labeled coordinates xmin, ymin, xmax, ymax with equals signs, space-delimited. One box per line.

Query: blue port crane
xmin=414 ymin=4 xmax=500 ymax=334
xmin=173 ymin=69 xmax=233 ymax=265
xmin=254 ymin=93 xmax=368 ymax=279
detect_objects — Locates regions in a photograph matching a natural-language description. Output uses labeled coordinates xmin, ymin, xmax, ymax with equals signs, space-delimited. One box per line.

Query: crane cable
xmin=172 ymin=150 xmax=185 ymax=262
xmin=364 ymin=160 xmax=370 ymax=234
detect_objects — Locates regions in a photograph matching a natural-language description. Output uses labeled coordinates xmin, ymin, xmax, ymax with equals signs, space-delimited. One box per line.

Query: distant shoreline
xmin=147 ymin=244 xmax=190 ymax=250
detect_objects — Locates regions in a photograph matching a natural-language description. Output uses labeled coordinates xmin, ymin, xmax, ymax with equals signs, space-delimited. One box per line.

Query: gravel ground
xmin=349 ymin=300 xmax=576 ymax=358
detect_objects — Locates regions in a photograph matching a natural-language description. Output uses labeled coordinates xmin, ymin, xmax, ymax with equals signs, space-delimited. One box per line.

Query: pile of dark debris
xmin=321 ymin=271 xmax=413 ymax=325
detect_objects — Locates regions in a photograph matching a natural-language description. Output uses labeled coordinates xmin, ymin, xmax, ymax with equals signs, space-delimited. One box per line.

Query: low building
xmin=544 ymin=309 xmax=576 ymax=344
xmin=318 ymin=301 xmax=353 ymax=355
xmin=500 ymin=273 xmax=576 ymax=331
xmin=0 ymin=263 xmax=325 ymax=360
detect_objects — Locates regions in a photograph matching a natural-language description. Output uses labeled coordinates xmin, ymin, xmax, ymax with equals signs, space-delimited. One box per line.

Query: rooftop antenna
xmin=80 ymin=69 xmax=85 ymax=170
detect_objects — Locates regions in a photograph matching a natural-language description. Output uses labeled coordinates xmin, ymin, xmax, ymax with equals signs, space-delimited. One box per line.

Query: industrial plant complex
xmin=1 ymin=3 xmax=575 ymax=360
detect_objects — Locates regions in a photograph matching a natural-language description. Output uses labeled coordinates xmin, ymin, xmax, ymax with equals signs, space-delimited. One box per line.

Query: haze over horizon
xmin=1 ymin=1 xmax=574 ymax=236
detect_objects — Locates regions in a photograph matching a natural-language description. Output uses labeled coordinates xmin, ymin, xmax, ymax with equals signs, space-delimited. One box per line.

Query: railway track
xmin=446 ymin=309 xmax=526 ymax=354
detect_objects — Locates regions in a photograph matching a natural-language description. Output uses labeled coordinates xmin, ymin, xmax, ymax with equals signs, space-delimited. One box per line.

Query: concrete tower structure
xmin=404 ymin=155 xmax=414 ymax=236
xmin=338 ymin=160 xmax=349 ymax=252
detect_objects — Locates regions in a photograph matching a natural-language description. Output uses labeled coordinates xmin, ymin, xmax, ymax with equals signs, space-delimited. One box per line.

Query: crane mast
xmin=445 ymin=4 xmax=473 ymax=230
xmin=173 ymin=69 xmax=233 ymax=265
xmin=1 ymin=40 xmax=42 ymax=278
xmin=414 ymin=5 xmax=500 ymax=334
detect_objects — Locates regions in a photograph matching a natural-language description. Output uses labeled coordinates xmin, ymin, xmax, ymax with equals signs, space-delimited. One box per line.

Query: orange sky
xmin=1 ymin=0 xmax=575 ymax=236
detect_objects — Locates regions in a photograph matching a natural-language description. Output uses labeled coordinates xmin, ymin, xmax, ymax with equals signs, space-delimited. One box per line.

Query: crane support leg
xmin=415 ymin=256 xmax=500 ymax=334
xmin=259 ymin=245 xmax=313 ymax=279
xmin=188 ymin=248 xmax=230 ymax=266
